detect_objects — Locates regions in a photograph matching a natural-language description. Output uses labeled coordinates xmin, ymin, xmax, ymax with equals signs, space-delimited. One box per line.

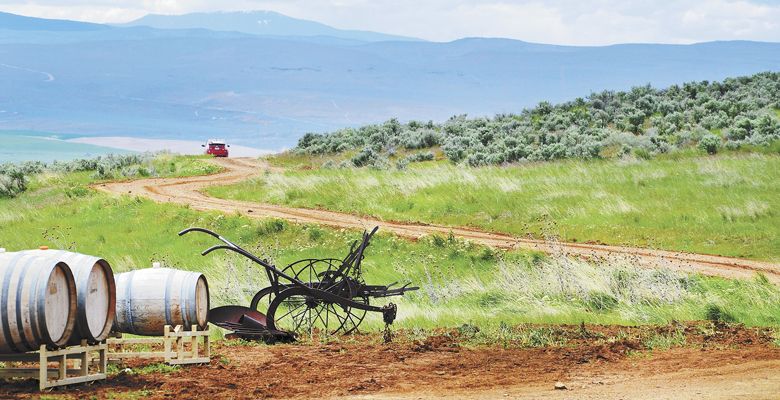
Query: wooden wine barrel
xmin=24 ymin=250 xmax=116 ymax=343
xmin=114 ymin=268 xmax=209 ymax=336
xmin=0 ymin=251 xmax=77 ymax=353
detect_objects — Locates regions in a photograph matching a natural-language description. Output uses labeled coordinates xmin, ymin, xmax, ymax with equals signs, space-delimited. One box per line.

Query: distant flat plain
xmin=68 ymin=136 xmax=271 ymax=157
xmin=0 ymin=131 xmax=270 ymax=162
xmin=0 ymin=130 xmax=127 ymax=162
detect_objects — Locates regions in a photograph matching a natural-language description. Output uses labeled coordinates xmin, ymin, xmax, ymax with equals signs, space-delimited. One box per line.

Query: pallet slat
xmin=0 ymin=340 xmax=107 ymax=390
xmin=106 ymin=338 xmax=163 ymax=345
xmin=107 ymin=325 xmax=210 ymax=366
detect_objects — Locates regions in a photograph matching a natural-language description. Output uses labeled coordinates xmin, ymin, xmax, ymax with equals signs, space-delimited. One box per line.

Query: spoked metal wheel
xmin=250 ymin=258 xmax=343 ymax=313
xmin=266 ymin=285 xmax=369 ymax=335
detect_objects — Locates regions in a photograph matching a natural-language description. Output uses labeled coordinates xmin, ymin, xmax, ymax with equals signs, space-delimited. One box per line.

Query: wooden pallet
xmin=0 ymin=341 xmax=107 ymax=390
xmin=107 ymin=325 xmax=210 ymax=365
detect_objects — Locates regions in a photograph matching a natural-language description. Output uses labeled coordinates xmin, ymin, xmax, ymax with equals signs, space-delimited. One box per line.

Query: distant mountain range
xmin=123 ymin=11 xmax=419 ymax=43
xmin=0 ymin=10 xmax=779 ymax=151
xmin=0 ymin=10 xmax=108 ymax=31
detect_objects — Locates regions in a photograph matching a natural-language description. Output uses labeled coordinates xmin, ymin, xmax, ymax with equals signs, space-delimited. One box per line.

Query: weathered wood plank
xmin=0 ymin=342 xmax=107 ymax=390
xmin=107 ymin=338 xmax=161 ymax=345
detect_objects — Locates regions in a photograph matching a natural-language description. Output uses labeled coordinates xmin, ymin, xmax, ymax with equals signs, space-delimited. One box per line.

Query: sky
xmin=1 ymin=0 xmax=780 ymax=45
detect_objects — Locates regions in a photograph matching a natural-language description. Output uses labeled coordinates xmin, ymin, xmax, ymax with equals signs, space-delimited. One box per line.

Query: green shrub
xmin=295 ymin=72 xmax=780 ymax=166
xmin=705 ymin=304 xmax=736 ymax=323
xmin=65 ymin=186 xmax=90 ymax=198
xmin=633 ymin=147 xmax=652 ymax=160
xmin=698 ymin=134 xmax=722 ymax=155
xmin=307 ymin=227 xmax=324 ymax=242
xmin=643 ymin=328 xmax=687 ymax=350
xmin=586 ymin=292 xmax=619 ymax=312
xmin=258 ymin=219 xmax=287 ymax=235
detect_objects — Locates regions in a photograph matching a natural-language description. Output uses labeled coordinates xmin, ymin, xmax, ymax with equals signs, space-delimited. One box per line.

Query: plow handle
xmin=179 ymin=227 xmax=304 ymax=287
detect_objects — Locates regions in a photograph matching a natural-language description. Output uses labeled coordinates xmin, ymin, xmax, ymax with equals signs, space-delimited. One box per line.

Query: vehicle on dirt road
xmin=203 ymin=139 xmax=229 ymax=157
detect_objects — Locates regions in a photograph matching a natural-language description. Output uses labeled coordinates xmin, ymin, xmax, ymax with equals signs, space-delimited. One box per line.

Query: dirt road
xmin=2 ymin=324 xmax=779 ymax=399
xmin=96 ymin=157 xmax=780 ymax=283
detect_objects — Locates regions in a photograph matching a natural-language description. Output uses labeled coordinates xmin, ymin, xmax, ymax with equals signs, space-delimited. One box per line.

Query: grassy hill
xmin=294 ymin=72 xmax=780 ymax=165
xmin=206 ymin=72 xmax=780 ymax=261
xmin=1 ymin=154 xmax=779 ymax=331
xmin=209 ymin=148 xmax=780 ymax=262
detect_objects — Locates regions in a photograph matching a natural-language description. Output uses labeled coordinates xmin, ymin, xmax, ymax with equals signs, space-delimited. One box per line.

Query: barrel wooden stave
xmin=24 ymin=250 xmax=116 ymax=343
xmin=114 ymin=268 xmax=209 ymax=336
xmin=0 ymin=252 xmax=77 ymax=353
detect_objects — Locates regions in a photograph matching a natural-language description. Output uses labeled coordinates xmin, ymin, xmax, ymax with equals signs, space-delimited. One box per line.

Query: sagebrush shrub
xmin=293 ymin=72 xmax=780 ymax=166
xmin=698 ymin=134 xmax=722 ymax=155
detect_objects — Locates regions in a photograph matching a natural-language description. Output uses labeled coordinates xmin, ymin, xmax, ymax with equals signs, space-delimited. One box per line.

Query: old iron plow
xmin=179 ymin=226 xmax=418 ymax=341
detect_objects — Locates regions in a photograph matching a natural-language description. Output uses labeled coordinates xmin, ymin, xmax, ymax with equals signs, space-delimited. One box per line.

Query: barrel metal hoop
xmin=26 ymin=258 xmax=43 ymax=348
xmin=14 ymin=257 xmax=34 ymax=351
xmin=124 ymin=270 xmax=136 ymax=334
xmin=186 ymin=274 xmax=198 ymax=327
xmin=1 ymin=252 xmax=26 ymax=353
xmin=36 ymin=260 xmax=61 ymax=346
xmin=165 ymin=270 xmax=175 ymax=327
xmin=50 ymin=251 xmax=88 ymax=339
xmin=93 ymin=259 xmax=114 ymax=341
xmin=73 ymin=253 xmax=91 ymax=338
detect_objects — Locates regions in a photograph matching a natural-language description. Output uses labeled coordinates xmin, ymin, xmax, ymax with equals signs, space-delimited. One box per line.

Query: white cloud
xmin=0 ymin=0 xmax=779 ymax=45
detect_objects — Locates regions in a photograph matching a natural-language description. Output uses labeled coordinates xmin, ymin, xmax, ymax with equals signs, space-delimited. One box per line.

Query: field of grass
xmin=148 ymin=153 xmax=223 ymax=178
xmin=1 ymin=155 xmax=779 ymax=332
xmin=208 ymin=151 xmax=780 ymax=261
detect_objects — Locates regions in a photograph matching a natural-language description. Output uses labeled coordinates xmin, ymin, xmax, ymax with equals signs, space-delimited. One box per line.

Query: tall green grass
xmin=149 ymin=154 xmax=223 ymax=178
xmin=208 ymin=152 xmax=780 ymax=261
xmin=1 ymin=156 xmax=778 ymax=332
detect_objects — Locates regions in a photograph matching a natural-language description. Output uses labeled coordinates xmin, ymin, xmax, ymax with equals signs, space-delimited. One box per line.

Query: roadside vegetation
xmin=294 ymin=72 xmax=780 ymax=167
xmin=1 ymin=157 xmax=779 ymax=333
xmin=0 ymin=153 xmax=221 ymax=198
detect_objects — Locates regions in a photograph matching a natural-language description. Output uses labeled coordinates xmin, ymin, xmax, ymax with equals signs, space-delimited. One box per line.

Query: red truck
xmin=202 ymin=139 xmax=229 ymax=157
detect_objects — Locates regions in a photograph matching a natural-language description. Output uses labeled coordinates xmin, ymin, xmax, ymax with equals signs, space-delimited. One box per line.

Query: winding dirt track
xmin=96 ymin=157 xmax=780 ymax=283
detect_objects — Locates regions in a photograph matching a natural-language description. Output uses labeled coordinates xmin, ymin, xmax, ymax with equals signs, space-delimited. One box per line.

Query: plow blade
xmin=208 ymin=306 xmax=294 ymax=342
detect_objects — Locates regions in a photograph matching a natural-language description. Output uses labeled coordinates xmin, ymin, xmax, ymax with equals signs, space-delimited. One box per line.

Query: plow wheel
xmin=250 ymin=258 xmax=347 ymax=313
xmin=266 ymin=285 xmax=369 ymax=335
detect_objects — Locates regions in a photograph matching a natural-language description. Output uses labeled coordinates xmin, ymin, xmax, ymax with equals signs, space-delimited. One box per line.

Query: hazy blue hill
xmin=0 ymin=11 xmax=778 ymax=151
xmin=124 ymin=11 xmax=419 ymax=43
xmin=0 ymin=25 xmax=254 ymax=44
xmin=0 ymin=11 xmax=108 ymax=31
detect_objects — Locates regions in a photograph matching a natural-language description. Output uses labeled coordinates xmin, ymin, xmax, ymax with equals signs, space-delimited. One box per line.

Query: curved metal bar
xmin=201 ymin=245 xmax=306 ymax=286
xmin=179 ymin=227 xmax=242 ymax=249
xmin=178 ymin=227 xmax=218 ymax=237
xmin=202 ymin=245 xmax=231 ymax=256
xmin=180 ymin=227 xmax=304 ymax=292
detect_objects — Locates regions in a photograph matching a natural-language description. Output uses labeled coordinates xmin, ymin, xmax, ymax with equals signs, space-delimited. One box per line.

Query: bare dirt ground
xmin=96 ymin=157 xmax=780 ymax=283
xmin=1 ymin=324 xmax=779 ymax=399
